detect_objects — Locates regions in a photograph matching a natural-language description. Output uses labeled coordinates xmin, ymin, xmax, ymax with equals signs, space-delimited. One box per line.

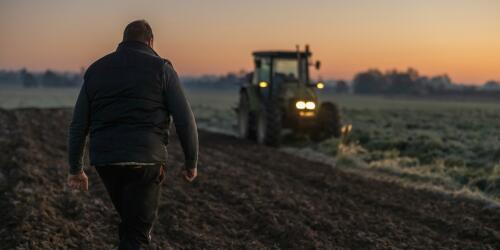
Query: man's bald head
xmin=123 ymin=20 xmax=154 ymax=46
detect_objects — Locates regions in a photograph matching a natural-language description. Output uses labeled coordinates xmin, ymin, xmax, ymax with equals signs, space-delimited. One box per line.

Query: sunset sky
xmin=0 ymin=0 xmax=499 ymax=84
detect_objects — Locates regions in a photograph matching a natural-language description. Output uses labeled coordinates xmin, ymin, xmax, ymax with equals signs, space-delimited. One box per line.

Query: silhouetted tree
xmin=42 ymin=70 xmax=62 ymax=87
xmin=385 ymin=68 xmax=421 ymax=94
xmin=20 ymin=68 xmax=38 ymax=88
xmin=483 ymin=80 xmax=500 ymax=90
xmin=353 ymin=69 xmax=387 ymax=94
xmin=427 ymin=75 xmax=453 ymax=93
xmin=335 ymin=80 xmax=349 ymax=93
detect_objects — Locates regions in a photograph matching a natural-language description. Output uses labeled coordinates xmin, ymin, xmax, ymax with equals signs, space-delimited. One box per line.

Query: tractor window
xmin=255 ymin=58 xmax=271 ymax=84
xmin=273 ymin=59 xmax=299 ymax=83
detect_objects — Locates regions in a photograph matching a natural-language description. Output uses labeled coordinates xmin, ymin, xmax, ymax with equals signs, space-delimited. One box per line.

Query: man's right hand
xmin=67 ymin=170 xmax=89 ymax=191
xmin=183 ymin=168 xmax=197 ymax=182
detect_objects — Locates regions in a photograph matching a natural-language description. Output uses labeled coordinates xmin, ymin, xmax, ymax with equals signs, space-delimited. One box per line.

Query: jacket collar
xmin=116 ymin=40 xmax=159 ymax=57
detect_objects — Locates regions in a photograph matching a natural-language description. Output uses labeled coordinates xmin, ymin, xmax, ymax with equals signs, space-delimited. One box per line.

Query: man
xmin=67 ymin=20 xmax=198 ymax=249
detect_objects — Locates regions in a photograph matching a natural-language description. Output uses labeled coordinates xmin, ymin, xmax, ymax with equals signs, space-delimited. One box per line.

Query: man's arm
xmin=68 ymin=82 xmax=91 ymax=175
xmin=163 ymin=64 xmax=199 ymax=171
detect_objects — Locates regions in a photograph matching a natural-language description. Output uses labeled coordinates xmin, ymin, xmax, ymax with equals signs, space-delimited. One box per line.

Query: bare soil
xmin=0 ymin=108 xmax=499 ymax=249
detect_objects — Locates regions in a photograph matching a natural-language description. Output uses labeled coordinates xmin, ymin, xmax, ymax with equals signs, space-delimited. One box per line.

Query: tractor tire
xmin=256 ymin=99 xmax=282 ymax=147
xmin=238 ymin=93 xmax=256 ymax=140
xmin=312 ymin=102 xmax=341 ymax=141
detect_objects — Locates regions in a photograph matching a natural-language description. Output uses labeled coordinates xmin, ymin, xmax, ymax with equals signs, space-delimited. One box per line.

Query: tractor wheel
xmin=238 ymin=93 xmax=256 ymax=140
xmin=312 ymin=102 xmax=341 ymax=141
xmin=256 ymin=99 xmax=282 ymax=146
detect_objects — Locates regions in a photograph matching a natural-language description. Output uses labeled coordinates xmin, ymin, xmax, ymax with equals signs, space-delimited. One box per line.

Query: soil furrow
xmin=0 ymin=108 xmax=499 ymax=249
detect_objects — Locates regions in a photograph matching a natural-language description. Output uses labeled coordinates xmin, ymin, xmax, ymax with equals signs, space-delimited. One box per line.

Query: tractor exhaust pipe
xmin=296 ymin=44 xmax=300 ymax=60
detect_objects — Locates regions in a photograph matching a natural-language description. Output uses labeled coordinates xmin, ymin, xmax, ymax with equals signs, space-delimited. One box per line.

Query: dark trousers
xmin=95 ymin=165 xmax=165 ymax=250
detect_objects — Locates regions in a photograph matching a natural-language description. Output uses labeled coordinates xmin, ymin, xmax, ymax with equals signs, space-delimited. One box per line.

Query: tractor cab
xmin=252 ymin=46 xmax=321 ymax=100
xmin=238 ymin=46 xmax=341 ymax=146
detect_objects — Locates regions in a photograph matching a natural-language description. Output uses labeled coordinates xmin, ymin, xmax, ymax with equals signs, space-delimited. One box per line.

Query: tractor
xmin=237 ymin=45 xmax=341 ymax=146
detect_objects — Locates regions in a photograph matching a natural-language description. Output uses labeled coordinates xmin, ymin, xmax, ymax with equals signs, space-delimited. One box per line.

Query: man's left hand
xmin=183 ymin=168 xmax=197 ymax=182
xmin=67 ymin=170 xmax=88 ymax=191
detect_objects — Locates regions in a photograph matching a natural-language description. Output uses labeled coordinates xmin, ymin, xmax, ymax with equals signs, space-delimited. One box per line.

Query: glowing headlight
xmin=316 ymin=82 xmax=325 ymax=89
xmin=295 ymin=101 xmax=306 ymax=109
xmin=305 ymin=101 xmax=316 ymax=110
xmin=259 ymin=81 xmax=268 ymax=88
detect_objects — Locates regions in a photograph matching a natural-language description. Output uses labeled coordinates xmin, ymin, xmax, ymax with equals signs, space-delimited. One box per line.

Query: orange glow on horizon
xmin=0 ymin=0 xmax=499 ymax=84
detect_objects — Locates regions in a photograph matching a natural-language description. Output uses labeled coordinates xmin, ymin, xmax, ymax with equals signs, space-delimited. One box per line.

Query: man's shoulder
xmin=129 ymin=51 xmax=172 ymax=73
xmin=162 ymin=58 xmax=178 ymax=72
xmin=85 ymin=52 xmax=118 ymax=78
xmin=163 ymin=58 xmax=173 ymax=66
xmin=161 ymin=58 xmax=177 ymax=77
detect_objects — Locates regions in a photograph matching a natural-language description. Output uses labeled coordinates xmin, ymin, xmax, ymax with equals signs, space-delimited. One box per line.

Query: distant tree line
xmin=0 ymin=69 xmax=83 ymax=88
xmin=0 ymin=68 xmax=242 ymax=90
xmin=182 ymin=70 xmax=247 ymax=91
xmin=350 ymin=68 xmax=500 ymax=96
xmin=2 ymin=67 xmax=499 ymax=98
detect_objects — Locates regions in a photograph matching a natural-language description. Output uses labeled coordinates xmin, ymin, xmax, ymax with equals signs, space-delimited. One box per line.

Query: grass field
xmin=0 ymin=87 xmax=79 ymax=108
xmin=319 ymin=94 xmax=500 ymax=200
xmin=1 ymin=87 xmax=499 ymax=200
xmin=189 ymin=90 xmax=500 ymax=200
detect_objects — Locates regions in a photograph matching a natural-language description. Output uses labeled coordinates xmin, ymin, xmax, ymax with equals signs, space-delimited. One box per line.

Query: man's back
xmin=84 ymin=41 xmax=170 ymax=166
xmin=69 ymin=40 xmax=198 ymax=173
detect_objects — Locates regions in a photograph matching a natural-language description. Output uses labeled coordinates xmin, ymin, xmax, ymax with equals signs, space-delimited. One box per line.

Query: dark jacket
xmin=68 ymin=41 xmax=198 ymax=174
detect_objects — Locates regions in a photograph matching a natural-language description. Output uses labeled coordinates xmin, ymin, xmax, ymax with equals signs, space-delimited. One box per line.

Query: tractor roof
xmin=253 ymin=51 xmax=311 ymax=58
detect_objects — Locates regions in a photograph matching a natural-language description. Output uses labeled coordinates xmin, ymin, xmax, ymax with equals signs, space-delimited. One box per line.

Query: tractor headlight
xmin=295 ymin=101 xmax=306 ymax=109
xmin=296 ymin=101 xmax=316 ymax=110
xmin=305 ymin=101 xmax=316 ymax=110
